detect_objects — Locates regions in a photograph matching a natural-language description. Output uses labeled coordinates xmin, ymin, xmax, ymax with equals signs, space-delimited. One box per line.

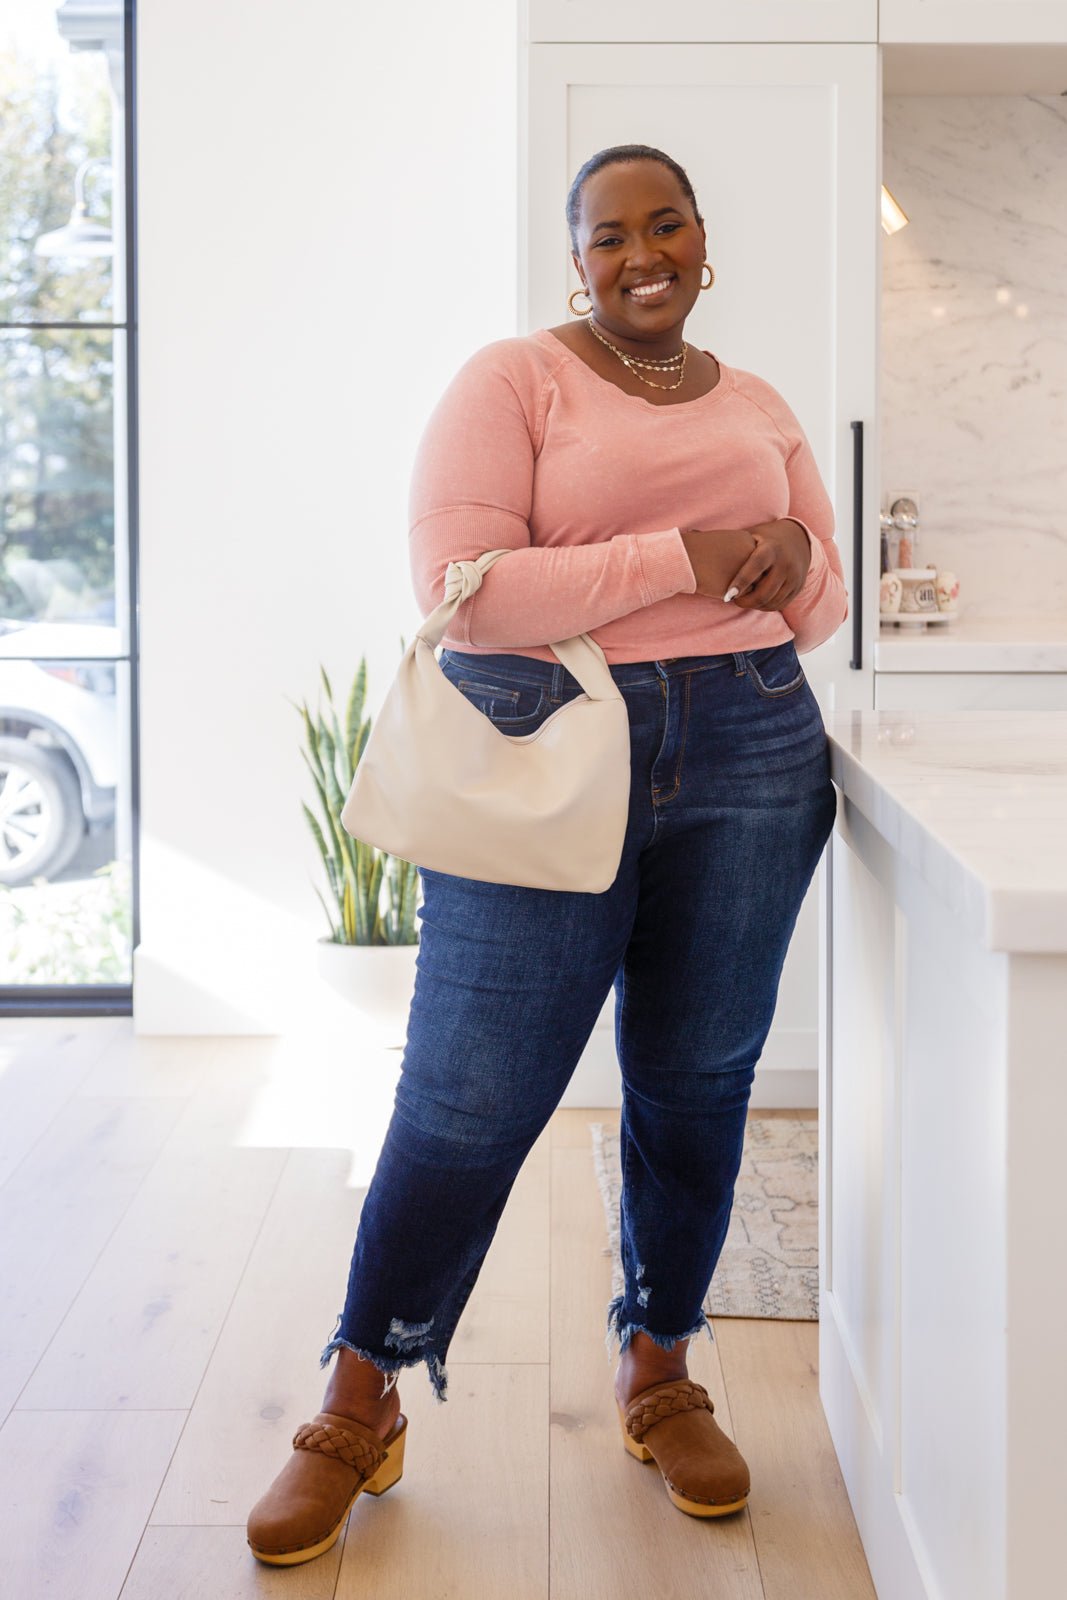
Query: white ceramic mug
xmin=897 ymin=567 xmax=939 ymax=614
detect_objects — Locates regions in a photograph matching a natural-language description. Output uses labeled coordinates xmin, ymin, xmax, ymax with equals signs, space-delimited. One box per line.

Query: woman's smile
xmin=624 ymin=273 xmax=677 ymax=304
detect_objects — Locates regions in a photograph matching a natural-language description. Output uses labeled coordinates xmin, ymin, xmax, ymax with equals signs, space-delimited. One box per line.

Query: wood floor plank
xmin=151 ymin=1145 xmax=363 ymax=1527
xmin=334 ymin=1362 xmax=548 ymax=1600
xmin=0 ymin=1023 xmax=875 ymax=1599
xmin=0 ymin=1409 xmax=185 ymax=1600
xmin=0 ymin=1018 xmax=126 ymax=1187
xmin=549 ymin=1143 xmax=765 ymax=1600
xmin=0 ymin=1093 xmax=191 ymax=1421
xmin=442 ymin=1123 xmax=551 ymax=1367
xmin=75 ymin=1025 xmax=222 ymax=1099
xmin=120 ymin=1525 xmax=344 ymax=1597
xmin=551 ymin=1105 xmax=614 ymax=1149
xmin=15 ymin=1058 xmax=287 ymax=1410
xmin=713 ymin=1317 xmax=877 ymax=1600
xmin=153 ymin=1127 xmax=550 ymax=1525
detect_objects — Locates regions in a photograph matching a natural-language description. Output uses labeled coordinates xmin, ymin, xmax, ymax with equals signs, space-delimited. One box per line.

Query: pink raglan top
xmin=408 ymin=327 xmax=848 ymax=664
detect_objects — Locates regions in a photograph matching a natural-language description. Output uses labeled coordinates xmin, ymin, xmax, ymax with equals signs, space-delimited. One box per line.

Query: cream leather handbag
xmin=339 ymin=548 xmax=631 ymax=893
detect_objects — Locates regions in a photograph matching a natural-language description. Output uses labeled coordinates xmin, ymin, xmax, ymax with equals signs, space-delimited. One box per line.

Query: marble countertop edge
xmin=826 ymin=724 xmax=1067 ymax=955
xmin=831 ymin=747 xmax=996 ymax=950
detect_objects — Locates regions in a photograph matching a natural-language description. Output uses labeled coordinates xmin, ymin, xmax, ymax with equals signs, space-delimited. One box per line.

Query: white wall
xmin=134 ymin=1 xmax=518 ymax=1031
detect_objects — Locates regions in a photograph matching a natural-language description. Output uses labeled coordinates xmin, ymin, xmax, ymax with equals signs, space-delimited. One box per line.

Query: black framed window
xmin=0 ymin=0 xmax=138 ymax=1013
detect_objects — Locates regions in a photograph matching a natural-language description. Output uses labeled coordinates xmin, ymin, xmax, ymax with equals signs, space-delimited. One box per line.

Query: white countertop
xmin=873 ymin=612 xmax=1067 ymax=672
xmin=825 ymin=709 xmax=1067 ymax=953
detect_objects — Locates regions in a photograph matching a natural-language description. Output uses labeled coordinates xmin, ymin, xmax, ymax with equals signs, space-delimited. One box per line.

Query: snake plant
xmin=293 ymin=650 xmax=419 ymax=945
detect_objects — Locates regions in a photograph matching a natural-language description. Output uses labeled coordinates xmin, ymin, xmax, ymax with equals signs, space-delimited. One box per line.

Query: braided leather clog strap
xmin=624 ymin=1380 xmax=715 ymax=1444
xmin=292 ymin=1419 xmax=384 ymax=1477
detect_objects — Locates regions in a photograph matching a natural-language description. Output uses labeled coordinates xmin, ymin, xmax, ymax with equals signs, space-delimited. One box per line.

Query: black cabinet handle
xmin=850 ymin=419 xmax=863 ymax=670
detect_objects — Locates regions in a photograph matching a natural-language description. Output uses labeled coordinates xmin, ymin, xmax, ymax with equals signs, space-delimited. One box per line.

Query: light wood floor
xmin=0 ymin=1017 xmax=876 ymax=1599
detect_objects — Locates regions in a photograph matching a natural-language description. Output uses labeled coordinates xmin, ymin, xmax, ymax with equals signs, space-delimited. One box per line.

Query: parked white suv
xmin=0 ymin=620 xmax=119 ymax=886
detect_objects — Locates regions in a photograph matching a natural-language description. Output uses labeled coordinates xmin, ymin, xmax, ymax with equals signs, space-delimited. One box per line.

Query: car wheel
xmin=0 ymin=736 xmax=85 ymax=887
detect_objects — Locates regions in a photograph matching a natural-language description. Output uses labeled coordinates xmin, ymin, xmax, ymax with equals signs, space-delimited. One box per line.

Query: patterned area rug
xmin=590 ymin=1117 xmax=819 ymax=1322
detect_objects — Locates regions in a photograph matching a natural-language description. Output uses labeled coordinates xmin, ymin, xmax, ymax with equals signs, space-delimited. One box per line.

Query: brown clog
xmin=617 ymin=1378 xmax=750 ymax=1517
xmin=247 ymin=1408 xmax=408 ymax=1565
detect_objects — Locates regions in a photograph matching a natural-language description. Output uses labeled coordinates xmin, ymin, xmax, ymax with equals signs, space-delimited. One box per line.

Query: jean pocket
xmin=744 ymin=641 xmax=807 ymax=699
xmin=439 ymin=657 xmax=550 ymax=729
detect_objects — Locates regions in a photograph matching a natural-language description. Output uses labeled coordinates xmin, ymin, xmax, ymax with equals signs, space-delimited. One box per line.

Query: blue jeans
xmin=319 ymin=640 xmax=837 ymax=1402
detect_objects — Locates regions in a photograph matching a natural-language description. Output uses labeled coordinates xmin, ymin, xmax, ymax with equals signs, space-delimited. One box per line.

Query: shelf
xmin=872 ymin=613 xmax=1067 ymax=672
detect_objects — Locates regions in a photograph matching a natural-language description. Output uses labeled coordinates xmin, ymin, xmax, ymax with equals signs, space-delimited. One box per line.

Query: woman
xmin=248 ymin=142 xmax=847 ymax=1565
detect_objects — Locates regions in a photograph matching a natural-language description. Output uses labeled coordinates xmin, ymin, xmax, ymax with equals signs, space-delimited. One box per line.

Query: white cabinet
xmin=527 ymin=2 xmax=877 ymax=43
xmin=875 ymin=672 xmax=1067 ymax=711
xmin=524 ymin=43 xmax=881 ymax=1105
xmin=527 ymin=1 xmax=1067 ymax=45
xmin=880 ymin=1 xmax=1067 ymax=44
xmin=823 ymin=713 xmax=1067 ymax=1599
xmin=524 ymin=42 xmax=881 ymax=705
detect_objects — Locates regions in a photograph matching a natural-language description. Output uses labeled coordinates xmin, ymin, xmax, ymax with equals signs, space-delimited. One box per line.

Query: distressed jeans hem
xmin=603 ymin=1293 xmax=716 ymax=1361
xmin=318 ymin=1312 xmax=450 ymax=1404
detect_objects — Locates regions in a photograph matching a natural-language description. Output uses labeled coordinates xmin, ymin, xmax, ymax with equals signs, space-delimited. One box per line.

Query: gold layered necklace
xmin=587 ymin=316 xmax=688 ymax=392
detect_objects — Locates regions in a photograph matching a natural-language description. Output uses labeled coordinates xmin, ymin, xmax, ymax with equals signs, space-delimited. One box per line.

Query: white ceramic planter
xmin=316 ymin=936 xmax=615 ymax=1054
xmin=315 ymin=937 xmax=419 ymax=1046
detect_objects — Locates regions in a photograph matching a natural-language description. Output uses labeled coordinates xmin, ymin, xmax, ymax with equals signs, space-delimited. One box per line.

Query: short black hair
xmin=566 ymin=144 xmax=704 ymax=255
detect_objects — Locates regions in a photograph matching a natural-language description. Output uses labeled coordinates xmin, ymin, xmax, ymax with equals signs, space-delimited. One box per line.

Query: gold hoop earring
xmin=700 ymin=263 xmax=715 ymax=291
xmin=568 ymin=285 xmax=593 ymax=316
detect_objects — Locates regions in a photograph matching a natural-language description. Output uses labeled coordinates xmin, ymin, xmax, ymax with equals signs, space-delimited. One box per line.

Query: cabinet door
xmin=880 ymin=1 xmax=1067 ymax=44
xmin=525 ymin=44 xmax=880 ymax=1103
xmin=524 ymin=43 xmax=880 ymax=706
xmin=527 ymin=2 xmax=876 ymax=43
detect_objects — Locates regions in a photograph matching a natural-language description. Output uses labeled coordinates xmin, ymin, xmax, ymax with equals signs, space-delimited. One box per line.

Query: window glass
xmin=1 ymin=2 xmax=133 ymax=992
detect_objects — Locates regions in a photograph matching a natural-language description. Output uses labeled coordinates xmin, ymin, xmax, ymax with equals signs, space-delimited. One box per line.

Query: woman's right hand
xmin=679 ymin=527 xmax=760 ymax=599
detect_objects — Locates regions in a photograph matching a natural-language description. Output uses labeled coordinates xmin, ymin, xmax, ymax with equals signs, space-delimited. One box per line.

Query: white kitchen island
xmin=819 ymin=710 xmax=1066 ymax=1600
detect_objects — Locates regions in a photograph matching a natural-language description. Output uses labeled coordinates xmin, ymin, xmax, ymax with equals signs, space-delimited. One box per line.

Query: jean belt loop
xmin=732 ymin=651 xmax=748 ymax=676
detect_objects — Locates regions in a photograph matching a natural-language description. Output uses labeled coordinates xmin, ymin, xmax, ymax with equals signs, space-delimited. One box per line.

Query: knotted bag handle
xmin=415 ymin=548 xmax=623 ymax=703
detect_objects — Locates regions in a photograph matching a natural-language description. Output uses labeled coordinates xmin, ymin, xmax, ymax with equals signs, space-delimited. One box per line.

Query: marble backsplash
xmin=882 ymin=94 xmax=1067 ymax=617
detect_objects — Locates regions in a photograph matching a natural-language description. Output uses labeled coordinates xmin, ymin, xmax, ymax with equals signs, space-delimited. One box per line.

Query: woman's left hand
xmin=722 ymin=519 xmax=812 ymax=611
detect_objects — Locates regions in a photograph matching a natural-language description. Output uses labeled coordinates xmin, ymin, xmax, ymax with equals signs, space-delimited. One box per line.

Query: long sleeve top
xmin=408 ymin=326 xmax=848 ymax=664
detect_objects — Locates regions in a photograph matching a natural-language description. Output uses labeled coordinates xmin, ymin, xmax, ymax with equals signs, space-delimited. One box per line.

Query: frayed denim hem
xmin=603 ymin=1292 xmax=715 ymax=1361
xmin=318 ymin=1311 xmax=449 ymax=1404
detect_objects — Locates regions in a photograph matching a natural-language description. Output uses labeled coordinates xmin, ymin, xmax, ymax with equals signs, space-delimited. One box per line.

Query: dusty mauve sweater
xmin=408 ymin=327 xmax=848 ymax=664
